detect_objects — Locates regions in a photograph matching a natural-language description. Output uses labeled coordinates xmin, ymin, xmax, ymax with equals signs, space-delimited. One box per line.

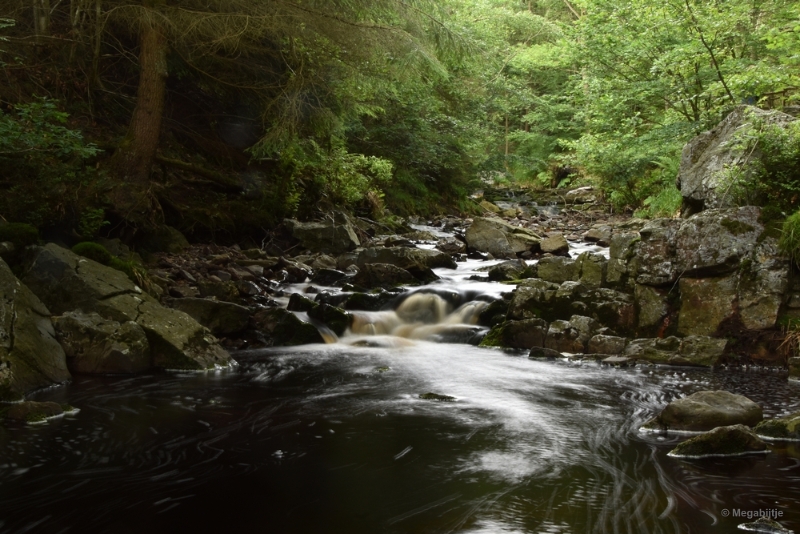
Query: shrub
xmin=779 ymin=210 xmax=800 ymax=265
xmin=71 ymin=242 xmax=112 ymax=265
xmin=0 ymin=223 xmax=39 ymax=248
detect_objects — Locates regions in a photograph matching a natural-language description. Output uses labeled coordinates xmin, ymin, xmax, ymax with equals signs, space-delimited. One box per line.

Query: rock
xmin=537 ymin=257 xmax=578 ymax=284
xmin=307 ymin=304 xmax=352 ymax=336
xmin=137 ymin=225 xmax=190 ymax=253
xmin=311 ymin=268 xmax=349 ymax=286
xmin=624 ymin=336 xmax=726 ymax=366
xmin=631 ymin=219 xmax=681 ymax=286
xmin=790 ymin=357 xmax=800 ymax=382
xmin=168 ymin=298 xmax=251 ymax=336
xmin=641 ymin=390 xmax=763 ymax=433
xmin=284 ymin=212 xmax=360 ymax=254
xmin=405 ymin=230 xmax=438 ymax=241
xmin=528 ymin=346 xmax=563 ymax=360
xmin=678 ymin=276 xmax=737 ymax=336
xmin=565 ymin=186 xmax=597 ymax=203
xmin=588 ymin=335 xmax=627 ymax=355
xmin=479 ymin=318 xmax=547 ymax=349
xmin=584 ymin=224 xmax=613 ymax=246
xmin=419 ymin=392 xmax=456 ymax=401
xmin=236 ymin=280 xmax=261 ymax=296
xmin=677 ymin=105 xmax=796 ymax=216
xmin=635 ymin=284 xmax=669 ymax=332
xmin=53 ymin=311 xmax=150 ymax=374
xmin=169 ymin=285 xmax=200 ymax=299
xmin=465 ymin=217 xmax=541 ymax=258
xmin=287 ymin=293 xmax=318 ymax=312
xmin=738 ymin=237 xmax=789 ymax=330
xmin=667 ymin=424 xmax=768 ymax=458
xmin=507 ymin=278 xmax=560 ymax=320
xmin=754 ymin=412 xmax=800 ymax=441
xmin=251 ymin=308 xmax=325 ymax=346
xmin=576 ymin=252 xmax=607 ymax=288
xmin=3 ymin=401 xmax=69 ymax=424
xmin=356 ymin=246 xmax=457 ymax=270
xmin=352 ymin=263 xmax=418 ymax=289
xmin=0 ymin=258 xmax=70 ymax=401
xmin=21 ymin=244 xmax=231 ymax=370
xmin=435 ymin=236 xmax=467 ymax=255
xmin=479 ymin=200 xmax=502 ymax=214
xmin=487 ymin=259 xmax=532 ymax=282
xmin=198 ymin=279 xmax=239 ymax=302
xmin=675 ymin=206 xmax=763 ymax=276
xmin=606 ymin=232 xmax=640 ymax=286
xmin=540 ymin=233 xmax=570 ymax=255
xmin=600 ymin=355 xmax=631 ymax=366
xmin=736 ymin=517 xmax=794 ymax=534
xmin=545 ymin=319 xmax=585 ymax=353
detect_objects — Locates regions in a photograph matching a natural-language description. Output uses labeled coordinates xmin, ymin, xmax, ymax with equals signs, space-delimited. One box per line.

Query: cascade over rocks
xmin=0 ymin=257 xmax=70 ymax=400
xmin=677 ymin=105 xmax=796 ymax=216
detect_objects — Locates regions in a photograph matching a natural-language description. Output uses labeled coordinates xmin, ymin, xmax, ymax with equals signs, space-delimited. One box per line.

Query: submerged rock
xmin=642 ymin=390 xmax=763 ymax=433
xmin=2 ymin=401 xmax=74 ymax=424
xmin=419 ymin=392 xmax=456 ymax=402
xmin=737 ymin=516 xmax=794 ymax=534
xmin=667 ymin=424 xmax=768 ymax=458
xmin=754 ymin=412 xmax=800 ymax=441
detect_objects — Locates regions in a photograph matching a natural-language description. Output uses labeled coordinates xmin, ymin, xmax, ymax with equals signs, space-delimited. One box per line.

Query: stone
xmin=635 ymin=284 xmax=669 ymax=331
xmin=479 ymin=200 xmax=502 ymax=214
xmin=435 ymin=236 xmax=467 ymax=255
xmin=465 ymin=217 xmax=541 ymax=258
xmin=569 ymin=315 xmax=601 ymax=346
xmin=311 ymin=268 xmax=348 ymax=286
xmin=624 ymin=336 xmax=726 ymax=366
xmin=356 ymin=247 xmax=457 ymax=271
xmin=0 ymin=258 xmax=70 ymax=401
xmin=545 ymin=319 xmax=584 ymax=353
xmin=540 ymin=233 xmax=569 ymax=255
xmin=168 ymin=298 xmax=251 ymax=336
xmin=606 ymin=232 xmax=640 ymax=286
xmin=602 ymin=356 xmax=631 ymax=367
xmin=487 ymin=259 xmax=532 ymax=282
xmin=667 ymin=424 xmax=768 ymax=458
xmin=641 ymin=390 xmax=763 ymax=433
xmin=137 ymin=225 xmax=190 ymax=253
xmin=507 ymin=278 xmax=560 ymax=320
xmin=736 ymin=517 xmax=793 ymax=534
xmin=528 ymin=346 xmax=563 ymax=360
xmin=287 ymin=293 xmax=318 ymax=312
xmin=479 ymin=319 xmax=547 ymax=349
xmin=252 ymin=308 xmax=324 ymax=346
xmin=584 ymin=225 xmax=612 ymax=246
xmin=677 ymin=105 xmax=796 ymax=216
xmin=419 ymin=392 xmax=456 ymax=401
xmin=284 ymin=212 xmax=360 ymax=254
xmin=678 ymin=275 xmax=737 ymax=336
xmin=738 ymin=238 xmax=789 ymax=330
xmin=352 ymin=263 xmax=418 ymax=289
xmin=576 ymin=252 xmax=607 ymax=288
xmin=537 ymin=257 xmax=578 ymax=284
xmin=236 ymin=280 xmax=261 ymax=296
xmin=307 ymin=304 xmax=352 ymax=337
xmin=198 ymin=279 xmax=239 ymax=302
xmin=754 ymin=411 xmax=800 ymax=441
xmin=565 ymin=186 xmax=597 ymax=203
xmin=53 ymin=311 xmax=150 ymax=374
xmin=674 ymin=206 xmax=763 ymax=276
xmin=632 ymin=219 xmax=681 ymax=286
xmin=3 ymin=401 xmax=68 ymax=424
xmin=588 ymin=335 xmax=627 ymax=355
xmin=21 ymin=244 xmax=231 ymax=370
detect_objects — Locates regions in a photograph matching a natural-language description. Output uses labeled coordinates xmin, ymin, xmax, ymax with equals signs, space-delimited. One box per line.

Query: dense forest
xmin=0 ymin=0 xmax=798 ymax=242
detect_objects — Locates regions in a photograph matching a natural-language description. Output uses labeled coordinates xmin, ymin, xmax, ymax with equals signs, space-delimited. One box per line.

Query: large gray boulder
xmin=624 ymin=336 xmax=727 ymax=366
xmin=22 ymin=244 xmax=231 ymax=370
xmin=53 ymin=311 xmax=150 ymax=374
xmin=356 ymin=246 xmax=457 ymax=270
xmin=284 ymin=212 xmax=360 ymax=254
xmin=0 ymin=258 xmax=70 ymax=400
xmin=465 ymin=217 xmax=541 ymax=258
xmin=677 ymin=105 xmax=796 ymax=216
xmin=168 ymin=297 xmax=251 ymax=336
xmin=641 ymin=390 xmax=762 ymax=433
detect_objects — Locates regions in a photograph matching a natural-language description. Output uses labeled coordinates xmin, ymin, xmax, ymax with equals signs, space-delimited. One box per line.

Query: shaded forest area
xmin=0 ymin=0 xmax=798 ymax=245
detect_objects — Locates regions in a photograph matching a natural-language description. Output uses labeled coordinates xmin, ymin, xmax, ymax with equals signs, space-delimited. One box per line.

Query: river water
xmin=1 ymin=241 xmax=799 ymax=534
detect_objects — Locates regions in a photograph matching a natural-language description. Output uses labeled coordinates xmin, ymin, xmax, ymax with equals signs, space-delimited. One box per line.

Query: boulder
xmin=352 ymin=263 xmax=419 ymax=289
xmin=356 ymin=246 xmax=457 ymax=270
xmin=631 ymin=219 xmax=681 ymax=286
xmin=677 ymin=276 xmax=737 ymax=336
xmin=479 ymin=200 xmax=502 ymax=214
xmin=465 ymin=217 xmax=541 ymax=258
xmin=486 ymin=259 xmax=532 ymax=282
xmin=137 ymin=225 xmax=189 ymax=253
xmin=606 ymin=232 xmax=640 ymax=286
xmin=584 ymin=224 xmax=613 ymax=246
xmin=435 ymin=236 xmax=467 ymax=255
xmin=284 ymin=212 xmax=360 ymax=254
xmin=588 ymin=335 xmax=627 ymax=355
xmin=0 ymin=258 xmax=70 ymax=400
xmin=3 ymin=401 xmax=69 ymax=424
xmin=479 ymin=318 xmax=547 ymax=349
xmin=576 ymin=252 xmax=607 ymax=288
xmin=53 ymin=311 xmax=150 ymax=374
xmin=540 ymin=233 xmax=570 ymax=255
xmin=252 ymin=308 xmax=325 ymax=346
xmin=624 ymin=336 xmax=727 ymax=366
xmin=528 ymin=346 xmax=563 ymax=360
xmin=21 ymin=244 xmax=231 ymax=370
xmin=507 ymin=278 xmax=560 ymax=320
xmin=736 ymin=517 xmax=793 ymax=534
xmin=197 ymin=279 xmax=239 ymax=302
xmin=311 ymin=268 xmax=349 ymax=286
xmin=738 ymin=238 xmax=789 ymax=330
xmin=537 ymin=257 xmax=578 ymax=284
xmin=307 ymin=304 xmax=352 ymax=337
xmin=641 ymin=390 xmax=763 ymax=433
xmin=635 ymin=284 xmax=669 ymax=332
xmin=677 ymin=105 xmax=796 ymax=216
xmin=667 ymin=424 xmax=768 ymax=458
xmin=754 ymin=412 xmax=800 ymax=441
xmin=287 ymin=293 xmax=318 ymax=312
xmin=544 ymin=320 xmax=585 ymax=353
xmin=168 ymin=298 xmax=251 ymax=336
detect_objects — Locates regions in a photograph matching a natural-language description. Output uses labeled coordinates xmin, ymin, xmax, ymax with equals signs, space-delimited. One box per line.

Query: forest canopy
xmin=0 ymin=0 xmax=798 ymax=237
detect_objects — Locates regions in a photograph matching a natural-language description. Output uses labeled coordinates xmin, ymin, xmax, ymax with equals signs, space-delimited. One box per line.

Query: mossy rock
xmin=419 ymin=392 xmax=456 ymax=402
xmin=667 ymin=424 xmax=768 ymax=458
xmin=72 ymin=242 xmax=113 ymax=265
xmin=308 ymin=303 xmax=352 ymax=336
xmin=4 ymin=401 xmax=65 ymax=424
xmin=754 ymin=412 xmax=800 ymax=441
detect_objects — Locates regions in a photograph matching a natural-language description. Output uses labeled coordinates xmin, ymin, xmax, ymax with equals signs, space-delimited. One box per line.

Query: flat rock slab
xmin=642 ymin=390 xmax=763 ymax=433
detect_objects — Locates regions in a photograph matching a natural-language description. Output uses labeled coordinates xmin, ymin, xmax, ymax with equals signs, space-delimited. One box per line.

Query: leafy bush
xmin=0 ymin=223 xmax=39 ymax=248
xmin=779 ymin=210 xmax=800 ymax=266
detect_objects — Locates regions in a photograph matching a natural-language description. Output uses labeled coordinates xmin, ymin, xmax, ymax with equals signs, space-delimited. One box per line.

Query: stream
xmin=1 ymin=239 xmax=799 ymax=534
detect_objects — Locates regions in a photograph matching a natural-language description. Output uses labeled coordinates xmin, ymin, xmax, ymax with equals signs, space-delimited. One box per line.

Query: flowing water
xmin=1 ymin=242 xmax=799 ymax=534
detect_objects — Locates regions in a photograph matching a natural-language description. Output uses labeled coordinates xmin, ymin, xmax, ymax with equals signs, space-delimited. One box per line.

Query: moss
xmin=720 ymin=218 xmax=755 ymax=236
xmin=26 ymin=413 xmax=47 ymax=424
xmin=419 ymin=392 xmax=455 ymax=401
xmin=0 ymin=223 xmax=39 ymax=248
xmin=72 ymin=242 xmax=113 ymax=265
xmin=478 ymin=323 xmax=506 ymax=347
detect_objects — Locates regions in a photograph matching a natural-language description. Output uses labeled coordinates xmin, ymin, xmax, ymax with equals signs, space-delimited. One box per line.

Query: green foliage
xmin=779 ymin=210 xmax=800 ymax=266
xmin=78 ymin=209 xmax=110 ymax=239
xmin=633 ymin=156 xmax=682 ymax=218
xmin=0 ymin=223 xmax=39 ymax=248
xmin=71 ymin=242 xmax=113 ymax=265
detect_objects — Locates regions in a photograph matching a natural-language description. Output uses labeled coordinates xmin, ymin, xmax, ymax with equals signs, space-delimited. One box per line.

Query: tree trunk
xmin=109 ymin=3 xmax=167 ymax=226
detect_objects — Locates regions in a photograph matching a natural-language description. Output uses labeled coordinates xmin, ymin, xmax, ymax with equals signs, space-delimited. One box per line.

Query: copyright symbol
xmin=721 ymin=509 xmax=730 ymax=517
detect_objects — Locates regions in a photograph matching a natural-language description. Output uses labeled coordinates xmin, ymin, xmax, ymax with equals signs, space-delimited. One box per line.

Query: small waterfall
xmin=345 ymin=293 xmax=490 ymax=344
